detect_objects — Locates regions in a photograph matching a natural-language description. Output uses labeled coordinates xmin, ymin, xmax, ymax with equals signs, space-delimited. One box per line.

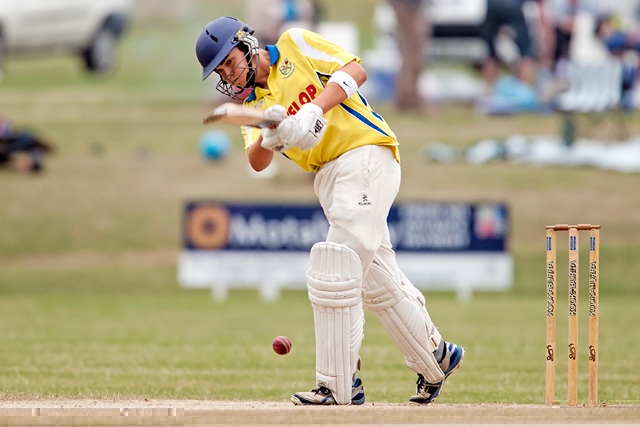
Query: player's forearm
xmin=247 ymin=138 xmax=274 ymax=171
xmin=313 ymin=83 xmax=351 ymax=113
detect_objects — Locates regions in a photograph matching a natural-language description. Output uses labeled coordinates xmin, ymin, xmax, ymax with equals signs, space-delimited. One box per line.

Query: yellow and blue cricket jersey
xmin=241 ymin=28 xmax=399 ymax=172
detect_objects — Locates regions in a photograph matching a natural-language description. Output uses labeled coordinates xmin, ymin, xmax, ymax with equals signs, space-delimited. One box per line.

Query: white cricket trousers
xmin=314 ymin=144 xmax=405 ymax=287
xmin=313 ymin=145 xmax=446 ymax=385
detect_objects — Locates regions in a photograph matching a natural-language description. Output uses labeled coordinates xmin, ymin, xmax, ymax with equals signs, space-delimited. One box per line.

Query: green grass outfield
xmin=0 ymin=0 xmax=639 ymax=410
xmin=1 ymin=273 xmax=640 ymax=405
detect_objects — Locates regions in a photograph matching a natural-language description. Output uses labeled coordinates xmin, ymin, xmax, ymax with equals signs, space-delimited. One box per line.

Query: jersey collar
xmin=245 ymin=45 xmax=279 ymax=102
xmin=266 ymin=45 xmax=279 ymax=65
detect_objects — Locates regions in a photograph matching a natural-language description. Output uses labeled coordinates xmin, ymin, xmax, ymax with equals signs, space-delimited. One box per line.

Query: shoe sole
xmin=291 ymin=395 xmax=336 ymax=406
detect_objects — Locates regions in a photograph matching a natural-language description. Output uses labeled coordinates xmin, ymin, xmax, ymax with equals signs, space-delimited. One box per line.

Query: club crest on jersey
xmin=279 ymin=58 xmax=296 ymax=78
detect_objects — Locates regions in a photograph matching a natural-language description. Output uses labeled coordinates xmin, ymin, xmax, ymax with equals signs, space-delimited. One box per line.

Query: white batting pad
xmin=307 ymin=242 xmax=364 ymax=405
xmin=362 ymin=262 xmax=445 ymax=383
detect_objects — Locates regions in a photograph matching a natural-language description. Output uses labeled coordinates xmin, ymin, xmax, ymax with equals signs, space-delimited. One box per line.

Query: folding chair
xmin=555 ymin=60 xmax=626 ymax=145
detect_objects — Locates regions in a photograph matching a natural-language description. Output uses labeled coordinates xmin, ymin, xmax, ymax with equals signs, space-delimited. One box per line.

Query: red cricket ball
xmin=272 ymin=335 xmax=292 ymax=355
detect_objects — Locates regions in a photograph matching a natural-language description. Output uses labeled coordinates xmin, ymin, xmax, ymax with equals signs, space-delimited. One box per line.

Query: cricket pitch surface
xmin=1 ymin=399 xmax=639 ymax=425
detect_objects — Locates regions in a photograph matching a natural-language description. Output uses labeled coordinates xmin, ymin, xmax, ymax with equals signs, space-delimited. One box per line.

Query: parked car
xmin=0 ymin=0 xmax=132 ymax=78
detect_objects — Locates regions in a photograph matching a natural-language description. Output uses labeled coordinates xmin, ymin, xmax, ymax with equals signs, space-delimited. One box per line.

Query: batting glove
xmin=260 ymin=105 xmax=288 ymax=152
xmin=277 ymin=103 xmax=327 ymax=151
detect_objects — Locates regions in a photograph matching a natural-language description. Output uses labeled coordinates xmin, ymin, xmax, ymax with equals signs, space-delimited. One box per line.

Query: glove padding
xmin=260 ymin=105 xmax=288 ymax=152
xmin=277 ymin=103 xmax=327 ymax=151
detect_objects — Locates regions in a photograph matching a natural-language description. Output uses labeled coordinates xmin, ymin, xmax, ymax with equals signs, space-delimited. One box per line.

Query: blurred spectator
xmin=594 ymin=14 xmax=640 ymax=110
xmin=480 ymin=0 xmax=537 ymax=90
xmin=389 ymin=0 xmax=429 ymax=111
xmin=245 ymin=0 xmax=320 ymax=46
xmin=537 ymin=0 xmax=600 ymax=69
xmin=0 ymin=117 xmax=53 ymax=173
xmin=594 ymin=14 xmax=640 ymax=55
xmin=547 ymin=0 xmax=579 ymax=67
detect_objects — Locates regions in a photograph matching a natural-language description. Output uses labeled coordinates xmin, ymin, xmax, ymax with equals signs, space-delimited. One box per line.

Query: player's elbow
xmin=352 ymin=62 xmax=367 ymax=86
xmin=250 ymin=159 xmax=270 ymax=172
xmin=360 ymin=72 xmax=367 ymax=87
xmin=341 ymin=60 xmax=367 ymax=87
xmin=356 ymin=67 xmax=367 ymax=86
xmin=248 ymin=151 xmax=273 ymax=172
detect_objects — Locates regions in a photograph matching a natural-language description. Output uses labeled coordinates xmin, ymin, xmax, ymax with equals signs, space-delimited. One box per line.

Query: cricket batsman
xmin=195 ymin=16 xmax=464 ymax=405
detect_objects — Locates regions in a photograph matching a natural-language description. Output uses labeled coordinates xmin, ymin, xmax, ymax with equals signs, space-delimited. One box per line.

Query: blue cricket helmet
xmin=195 ymin=16 xmax=255 ymax=81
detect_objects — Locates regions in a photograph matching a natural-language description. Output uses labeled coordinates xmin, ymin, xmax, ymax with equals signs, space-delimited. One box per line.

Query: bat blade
xmin=202 ymin=103 xmax=281 ymax=128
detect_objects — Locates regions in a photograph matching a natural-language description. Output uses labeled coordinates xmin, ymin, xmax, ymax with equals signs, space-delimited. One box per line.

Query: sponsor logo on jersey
xmin=287 ymin=85 xmax=318 ymax=115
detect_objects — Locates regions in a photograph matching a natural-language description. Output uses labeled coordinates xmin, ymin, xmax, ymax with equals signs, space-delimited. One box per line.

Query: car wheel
xmin=82 ymin=27 xmax=116 ymax=74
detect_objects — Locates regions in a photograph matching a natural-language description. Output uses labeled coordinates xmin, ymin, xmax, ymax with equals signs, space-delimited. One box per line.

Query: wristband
xmin=328 ymin=70 xmax=358 ymax=99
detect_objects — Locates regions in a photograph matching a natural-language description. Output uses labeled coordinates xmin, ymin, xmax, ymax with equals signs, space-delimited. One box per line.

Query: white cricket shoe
xmin=409 ymin=341 xmax=464 ymax=405
xmin=291 ymin=378 xmax=365 ymax=405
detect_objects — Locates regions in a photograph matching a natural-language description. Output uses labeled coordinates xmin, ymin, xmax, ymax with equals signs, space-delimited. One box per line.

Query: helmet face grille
xmin=214 ymin=46 xmax=259 ymax=101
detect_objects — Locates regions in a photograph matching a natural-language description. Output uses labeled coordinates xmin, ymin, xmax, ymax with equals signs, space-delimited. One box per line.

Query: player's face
xmin=215 ymin=47 xmax=250 ymax=87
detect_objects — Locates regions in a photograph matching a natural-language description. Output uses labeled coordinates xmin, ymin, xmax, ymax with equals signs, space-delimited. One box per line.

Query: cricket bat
xmin=202 ymin=102 xmax=281 ymax=128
